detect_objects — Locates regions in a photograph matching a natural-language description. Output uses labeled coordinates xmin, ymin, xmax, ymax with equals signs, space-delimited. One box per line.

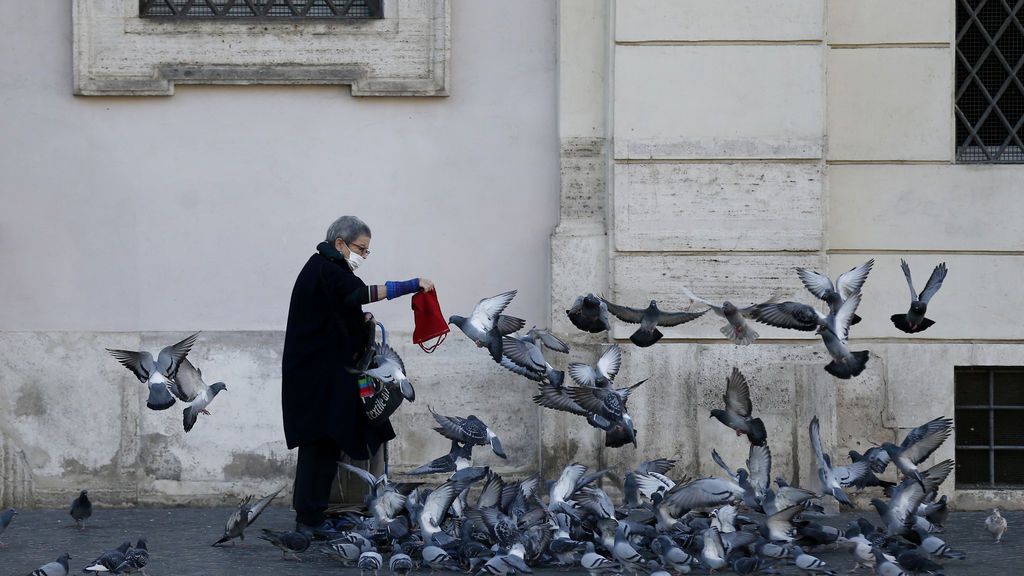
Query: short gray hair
xmin=325 ymin=215 xmax=371 ymax=244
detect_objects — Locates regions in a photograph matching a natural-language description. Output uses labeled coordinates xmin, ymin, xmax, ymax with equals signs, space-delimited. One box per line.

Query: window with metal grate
xmin=139 ymin=0 xmax=383 ymax=19
xmin=954 ymin=367 xmax=1024 ymax=489
xmin=956 ymin=1 xmax=1024 ymax=162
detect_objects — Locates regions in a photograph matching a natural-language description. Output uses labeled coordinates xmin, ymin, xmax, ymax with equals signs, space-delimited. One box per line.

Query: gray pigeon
xmin=70 ymin=490 xmax=92 ymax=529
xmin=418 ymin=478 xmax=473 ymax=544
xmin=27 ymin=553 xmax=70 ymax=576
xmin=601 ymin=297 xmax=707 ymax=347
xmin=358 ymin=550 xmax=383 ymax=576
xmin=566 ymin=293 xmax=609 ymax=333
xmin=816 ymin=292 xmax=868 ymax=379
xmin=107 ymin=332 xmax=199 ymax=411
xmin=870 ymin=460 xmax=953 ymax=539
xmin=871 ymin=548 xmax=909 ymax=576
xmin=355 ymin=343 xmax=415 ymax=402
xmin=429 ymin=408 xmax=506 ymax=459
xmin=258 ymin=529 xmax=310 ymax=561
xmin=338 ymin=462 xmax=407 ymax=530
xmin=0 ymin=507 xmax=16 ymax=547
xmin=567 ymin=379 xmax=649 ymax=447
xmin=449 ymin=290 xmax=525 ymax=362
xmin=796 ymin=259 xmax=873 ymax=325
xmin=408 ymin=440 xmax=473 ymax=475
xmin=580 ymin=542 xmax=619 ymax=576
xmin=809 ymin=416 xmax=863 ymax=507
xmin=388 ymin=552 xmax=414 ymax=576
xmin=114 ymin=538 xmax=149 ymax=575
xmin=611 ymin=524 xmax=647 ymax=574
xmin=750 ymin=300 xmax=830 ymax=333
xmin=212 ymin=485 xmax=283 ymax=546
xmin=700 ymin=527 xmax=728 ymax=571
xmin=84 ymin=541 xmax=131 ymax=573
xmin=791 ymin=546 xmax=837 ymax=575
xmin=501 ymin=329 xmax=566 ymax=386
xmin=891 ymin=260 xmax=947 ymax=333
xmin=710 ymin=368 xmax=767 ymax=446
xmin=567 ymin=344 xmax=621 ymax=388
xmin=879 ymin=417 xmax=952 ymax=489
xmin=986 ymin=508 xmax=1008 ymax=543
xmin=682 ymin=288 xmax=774 ymax=346
xmin=171 ymin=358 xmax=228 ymax=433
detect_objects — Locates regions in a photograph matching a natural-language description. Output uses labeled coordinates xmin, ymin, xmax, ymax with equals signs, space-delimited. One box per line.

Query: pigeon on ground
xmin=700 ymin=527 xmax=729 ymax=571
xmin=987 ymin=508 xmax=1008 ymax=543
xmin=580 ymin=542 xmax=619 ymax=576
xmin=913 ymin=526 xmax=966 ymax=559
xmin=879 ymin=417 xmax=953 ymax=489
xmin=871 ymin=547 xmax=908 ymax=576
xmin=353 ymin=343 xmax=415 ymax=402
xmin=449 ymin=290 xmax=525 ymax=362
xmin=408 ymin=440 xmax=473 ymax=475
xmin=106 ymin=332 xmax=200 ymax=411
xmin=429 ymin=408 xmax=506 ymax=459
xmin=258 ymin=529 xmax=310 ymax=561
xmin=567 ymin=344 xmax=621 ymax=388
xmin=422 ymin=545 xmax=461 ymax=572
xmin=171 ymin=358 xmax=228 ymax=433
xmin=418 ymin=478 xmax=473 ymax=545
xmin=871 ymin=460 xmax=953 ymax=539
xmin=27 ymin=553 xmax=70 ymax=576
xmin=84 ymin=541 xmax=131 ymax=573
xmin=891 ymin=260 xmax=947 ymax=333
xmin=321 ymin=540 xmax=362 ymax=565
xmin=682 ymin=288 xmax=778 ymax=346
xmin=848 ymin=446 xmax=891 ymax=475
xmin=566 ymin=293 xmax=610 ymax=333
xmin=339 ymin=462 xmax=407 ymax=530
xmin=710 ymin=368 xmax=767 ymax=446
xmin=600 ymin=297 xmax=707 ymax=347
xmin=213 ymin=485 xmax=284 ymax=546
xmin=358 ymin=550 xmax=384 ymax=576
xmin=567 ymin=379 xmax=649 ymax=447
xmin=388 ymin=552 xmax=414 ymax=576
xmin=796 ymin=259 xmax=873 ymax=324
xmin=791 ymin=546 xmax=837 ymax=575
xmin=70 ymin=490 xmax=92 ymax=529
xmin=916 ymin=492 xmax=948 ymax=528
xmin=0 ymin=507 xmax=16 ymax=547
xmin=114 ymin=538 xmax=149 ymax=575
xmin=816 ymin=292 xmax=869 ymax=379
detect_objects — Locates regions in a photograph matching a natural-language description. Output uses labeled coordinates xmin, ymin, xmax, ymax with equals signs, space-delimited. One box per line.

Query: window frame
xmin=954 ymin=366 xmax=1024 ymax=489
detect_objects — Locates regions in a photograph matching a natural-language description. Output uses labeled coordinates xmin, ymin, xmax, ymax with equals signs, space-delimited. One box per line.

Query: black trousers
xmin=292 ymin=438 xmax=341 ymax=527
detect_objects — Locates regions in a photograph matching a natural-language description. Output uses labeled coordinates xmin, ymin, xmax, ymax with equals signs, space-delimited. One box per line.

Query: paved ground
xmin=1 ymin=506 xmax=1021 ymax=575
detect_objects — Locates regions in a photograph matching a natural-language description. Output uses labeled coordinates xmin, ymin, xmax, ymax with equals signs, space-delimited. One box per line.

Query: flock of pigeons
xmin=5 ymin=256 xmax=1012 ymax=576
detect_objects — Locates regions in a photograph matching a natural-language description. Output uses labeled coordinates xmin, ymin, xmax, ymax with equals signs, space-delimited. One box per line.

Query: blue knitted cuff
xmin=386 ymin=278 xmax=420 ymax=300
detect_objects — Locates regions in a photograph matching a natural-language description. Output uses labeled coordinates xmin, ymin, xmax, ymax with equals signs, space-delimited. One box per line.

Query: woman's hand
xmin=420 ymin=278 xmax=435 ymax=292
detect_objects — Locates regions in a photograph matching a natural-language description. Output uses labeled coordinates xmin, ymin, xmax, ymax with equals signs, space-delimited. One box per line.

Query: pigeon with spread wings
xmin=891 ymin=260 xmax=948 ymax=334
xmin=429 ymin=408 xmax=506 ymax=459
xmin=567 ymin=379 xmax=649 ymax=448
xmin=796 ymin=259 xmax=874 ymax=325
xmin=566 ymin=293 xmax=610 ymax=334
xmin=682 ymin=288 xmax=774 ymax=346
xmin=449 ymin=290 xmax=525 ymax=362
xmin=171 ymin=358 xmax=228 ymax=433
xmin=107 ymin=332 xmax=200 ymax=411
xmin=599 ymin=298 xmax=707 ymax=347
xmin=709 ymin=368 xmax=767 ymax=446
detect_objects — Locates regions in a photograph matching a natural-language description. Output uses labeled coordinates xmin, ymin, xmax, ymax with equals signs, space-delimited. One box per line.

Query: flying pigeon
xmin=532 ymin=381 xmax=630 ymax=445
xmin=354 ymin=343 xmax=415 ymax=402
xmin=27 ymin=553 xmax=70 ymax=576
xmin=170 ymin=358 xmax=228 ymax=433
xmin=567 ymin=379 xmax=649 ymax=447
xmin=600 ymin=297 xmax=707 ymax=347
xmin=750 ymin=300 xmax=830 ymax=333
xmin=339 ymin=462 xmax=408 ymax=530
xmin=70 ymin=490 xmax=92 ymax=529
xmin=796 ymin=259 xmax=874 ymax=325
xmin=870 ymin=460 xmax=953 ymax=539
xmin=809 ymin=416 xmax=859 ymax=507
xmin=891 ymin=260 xmax=948 ymax=333
xmin=107 ymin=332 xmax=200 ymax=411
xmin=408 ymin=440 xmax=473 ymax=475
xmin=258 ymin=529 xmax=310 ymax=561
xmin=429 ymin=408 xmax=506 ymax=459
xmin=84 ymin=541 xmax=131 ymax=573
xmin=0 ymin=507 xmax=16 ymax=547
xmin=681 ymin=288 xmax=774 ymax=346
xmin=567 ymin=344 xmax=621 ymax=388
xmin=709 ymin=368 xmax=767 ymax=446
xmin=817 ymin=292 xmax=869 ymax=379
xmin=213 ymin=485 xmax=284 ymax=546
xmin=449 ymin=290 xmax=525 ymax=362
xmin=501 ymin=329 xmax=567 ymax=386
xmin=566 ymin=293 xmax=610 ymax=333
xmin=986 ymin=508 xmax=1008 ymax=543
xmin=418 ymin=477 xmax=473 ymax=545
xmin=114 ymin=538 xmax=149 ymax=575
xmin=879 ymin=416 xmax=953 ymax=489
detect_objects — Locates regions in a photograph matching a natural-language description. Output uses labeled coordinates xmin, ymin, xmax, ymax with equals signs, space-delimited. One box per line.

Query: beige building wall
xmin=549 ymin=0 xmax=1024 ymax=508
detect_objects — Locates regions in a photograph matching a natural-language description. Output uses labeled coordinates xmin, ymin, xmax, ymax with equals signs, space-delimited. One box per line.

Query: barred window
xmin=140 ymin=0 xmax=383 ymax=19
xmin=954 ymin=367 xmax=1024 ymax=488
xmin=956 ymin=1 xmax=1024 ymax=162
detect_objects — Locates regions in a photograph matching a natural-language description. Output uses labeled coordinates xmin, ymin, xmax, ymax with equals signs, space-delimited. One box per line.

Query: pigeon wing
xmin=809 ymin=416 xmax=829 ymax=474
xmin=156 ymin=332 xmax=200 ymax=379
xmin=656 ymin=308 xmax=708 ymax=327
xmin=597 ymin=344 xmax=622 ymax=381
xmin=566 ymin=386 xmax=610 ymax=416
xmin=567 ymin=362 xmax=599 ymax=387
xmin=616 ymin=379 xmax=649 ymax=405
xmin=746 ymin=444 xmax=772 ymax=496
xmin=495 ymin=315 xmax=526 ymax=336
xmin=750 ymin=301 xmax=823 ymax=331
xmin=247 ymin=485 xmax=284 ymax=525
xmin=899 ymin=417 xmax=953 ymax=450
xmin=724 ymin=367 xmax=753 ymax=418
xmin=681 ymin=287 xmax=723 ymax=313
xmin=901 ymin=422 xmax=952 ymax=464
xmin=430 ymin=409 xmax=483 ymax=444
xmin=169 ymin=358 xmax=204 ymax=402
xmin=550 ymin=462 xmax=588 ymax=504
xmin=835 ymin=259 xmax=875 ymax=301
xmin=795 ymin=267 xmax=835 ymax=301
xmin=832 ymin=291 xmax=862 ymax=342
xmin=900 ymin=259 xmax=918 ymax=302
xmin=664 ymin=478 xmax=736 ymax=510
xmin=502 ymin=337 xmax=545 ymax=371
xmin=918 ymin=262 xmax=948 ymax=304
xmin=376 ymin=343 xmax=406 ymax=373
xmin=499 ymin=356 xmax=545 ymax=381
xmin=635 ymin=458 xmax=676 ymax=475
xmin=600 ymin=298 xmax=645 ymax=324
xmin=470 ymin=290 xmax=518 ymax=331
xmin=107 ymin=349 xmax=153 ymax=383
xmin=532 ymin=383 xmax=590 ymax=416
xmin=533 ymin=329 xmax=570 ymax=353
xmin=340 ymin=462 xmax=379 ymax=489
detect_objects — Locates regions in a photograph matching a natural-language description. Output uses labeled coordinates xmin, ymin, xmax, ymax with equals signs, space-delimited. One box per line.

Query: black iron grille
xmin=139 ymin=0 xmax=383 ymax=19
xmin=954 ymin=367 xmax=1024 ymax=489
xmin=956 ymin=0 xmax=1024 ymax=162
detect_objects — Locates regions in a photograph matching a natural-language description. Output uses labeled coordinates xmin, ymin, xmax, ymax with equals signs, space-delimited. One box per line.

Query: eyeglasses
xmin=348 ymin=243 xmax=371 ymax=257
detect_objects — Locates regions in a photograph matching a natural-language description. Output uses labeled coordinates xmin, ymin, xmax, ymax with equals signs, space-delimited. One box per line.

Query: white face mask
xmin=347 ymin=251 xmax=365 ymax=271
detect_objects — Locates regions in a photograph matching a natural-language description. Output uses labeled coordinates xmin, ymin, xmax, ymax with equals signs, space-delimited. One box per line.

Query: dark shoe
xmin=295 ymin=520 xmax=339 ymax=540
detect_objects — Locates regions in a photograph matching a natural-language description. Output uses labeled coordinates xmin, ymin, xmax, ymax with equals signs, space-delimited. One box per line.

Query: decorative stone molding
xmin=73 ymin=0 xmax=450 ymax=97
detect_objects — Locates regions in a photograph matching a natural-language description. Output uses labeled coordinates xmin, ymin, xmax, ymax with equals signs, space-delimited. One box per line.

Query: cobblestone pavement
xmin=2 ymin=506 xmax=1021 ymax=575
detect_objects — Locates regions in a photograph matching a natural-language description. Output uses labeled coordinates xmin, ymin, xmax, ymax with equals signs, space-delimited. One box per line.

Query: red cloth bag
xmin=411 ymin=289 xmax=449 ymax=353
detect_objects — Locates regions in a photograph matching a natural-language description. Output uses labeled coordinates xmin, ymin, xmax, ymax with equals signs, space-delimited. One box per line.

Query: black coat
xmin=281 ymin=243 xmax=396 ymax=456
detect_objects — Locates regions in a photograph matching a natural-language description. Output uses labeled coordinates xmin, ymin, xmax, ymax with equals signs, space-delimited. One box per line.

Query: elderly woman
xmin=282 ymin=215 xmax=434 ymax=537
